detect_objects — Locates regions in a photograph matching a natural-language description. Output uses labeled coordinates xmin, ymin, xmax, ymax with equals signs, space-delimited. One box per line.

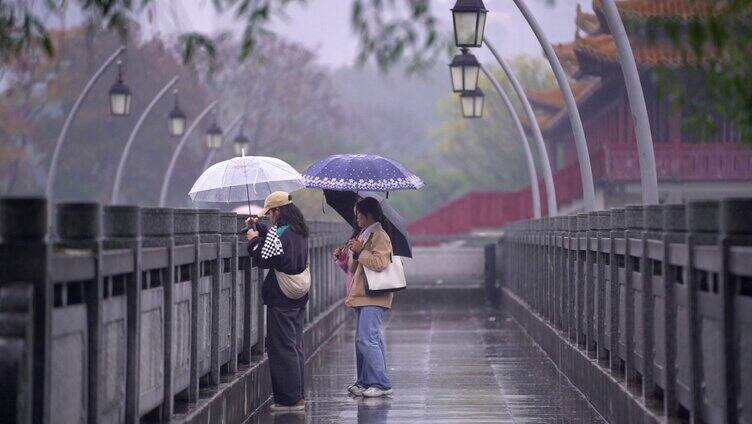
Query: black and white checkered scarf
xmin=260 ymin=225 xmax=284 ymax=260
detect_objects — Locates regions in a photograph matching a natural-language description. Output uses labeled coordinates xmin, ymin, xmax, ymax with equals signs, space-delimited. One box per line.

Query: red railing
xmin=409 ymin=143 xmax=752 ymax=236
xmin=603 ymin=144 xmax=752 ymax=181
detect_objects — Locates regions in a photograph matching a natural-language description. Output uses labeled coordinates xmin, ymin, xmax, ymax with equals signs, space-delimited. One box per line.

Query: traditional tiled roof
xmin=574 ymin=34 xmax=686 ymax=69
xmin=527 ymin=0 xmax=712 ymax=133
xmin=593 ymin=0 xmax=715 ymax=20
xmin=553 ymin=41 xmax=582 ymax=77
xmin=576 ymin=4 xmax=603 ymax=36
xmin=522 ymin=78 xmax=602 ymax=133
xmin=527 ymin=80 xmax=598 ymax=111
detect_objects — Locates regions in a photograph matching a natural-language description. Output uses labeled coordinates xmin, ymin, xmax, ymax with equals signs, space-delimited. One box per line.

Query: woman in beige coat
xmin=344 ymin=197 xmax=394 ymax=398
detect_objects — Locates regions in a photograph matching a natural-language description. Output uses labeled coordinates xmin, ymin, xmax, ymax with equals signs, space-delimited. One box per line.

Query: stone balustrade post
xmin=661 ymin=204 xmax=685 ymax=418
xmin=685 ymin=200 xmax=719 ymax=422
xmin=140 ymin=207 xmax=175 ymax=420
xmin=566 ymin=215 xmax=578 ymax=342
xmin=641 ymin=204 xmax=662 ymax=400
xmin=718 ymin=198 xmax=752 ymax=424
xmin=596 ymin=211 xmax=611 ymax=362
xmin=0 ymin=197 xmax=49 ymax=424
xmin=624 ymin=205 xmax=644 ymax=384
xmin=56 ymin=202 xmax=103 ymax=424
xmin=609 ymin=208 xmax=625 ymax=374
xmin=197 ymin=208 xmax=221 ymax=386
xmin=103 ymin=204 xmax=141 ymax=424
xmin=172 ymin=208 xmax=200 ymax=403
xmin=220 ymin=212 xmax=239 ymax=374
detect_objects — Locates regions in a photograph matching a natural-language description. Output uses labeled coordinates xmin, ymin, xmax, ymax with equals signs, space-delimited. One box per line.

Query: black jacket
xmin=247 ymin=220 xmax=309 ymax=308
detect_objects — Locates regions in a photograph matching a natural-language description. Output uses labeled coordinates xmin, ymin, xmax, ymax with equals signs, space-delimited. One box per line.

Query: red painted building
xmin=410 ymin=0 xmax=752 ymax=236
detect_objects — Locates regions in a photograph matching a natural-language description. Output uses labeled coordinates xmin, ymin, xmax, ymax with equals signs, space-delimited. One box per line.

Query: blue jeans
xmin=355 ymin=306 xmax=391 ymax=390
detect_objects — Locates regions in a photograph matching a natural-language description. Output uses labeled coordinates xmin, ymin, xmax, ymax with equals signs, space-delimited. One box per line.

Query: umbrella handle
xmin=241 ymin=147 xmax=254 ymax=217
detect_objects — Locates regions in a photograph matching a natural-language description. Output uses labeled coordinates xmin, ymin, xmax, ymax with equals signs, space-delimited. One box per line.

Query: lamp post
xmin=509 ymin=0 xmax=596 ymax=211
xmin=111 ymin=76 xmax=181 ymax=204
xmin=205 ymin=109 xmax=223 ymax=150
xmin=201 ymin=113 xmax=246 ymax=173
xmin=483 ymin=38 xmax=557 ymax=216
xmin=108 ymin=60 xmax=132 ymax=116
xmin=600 ymin=0 xmax=659 ymax=205
xmin=451 ymin=0 xmax=487 ymax=48
xmin=460 ymin=88 xmax=485 ymax=119
xmin=45 ymin=45 xmax=127 ymax=202
xmin=168 ymin=89 xmax=187 ymax=137
xmin=233 ymin=130 xmax=250 ymax=156
xmin=464 ymin=65 xmax=541 ymax=218
xmin=450 ymin=48 xmax=480 ymax=92
xmin=450 ymin=0 xmax=596 ymax=211
xmin=159 ymin=100 xmax=219 ymax=207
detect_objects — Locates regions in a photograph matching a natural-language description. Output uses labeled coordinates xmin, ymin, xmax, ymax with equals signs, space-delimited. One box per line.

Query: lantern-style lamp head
xmin=205 ymin=110 xmax=223 ymax=150
xmin=451 ymin=0 xmax=488 ymax=48
xmin=449 ymin=48 xmax=480 ymax=92
xmin=233 ymin=132 xmax=250 ymax=156
xmin=460 ymin=88 xmax=484 ymax=118
xmin=109 ymin=60 xmax=132 ymax=116
xmin=168 ymin=89 xmax=187 ymax=137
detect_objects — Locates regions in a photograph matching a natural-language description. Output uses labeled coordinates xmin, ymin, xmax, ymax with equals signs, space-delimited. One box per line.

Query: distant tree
xmin=386 ymin=55 xmax=557 ymax=220
xmin=0 ymin=0 xmax=447 ymax=73
xmin=0 ymin=27 xmax=209 ymax=202
xmin=643 ymin=1 xmax=752 ymax=142
xmin=437 ymin=55 xmax=555 ymax=189
xmin=176 ymin=34 xmax=348 ymax=207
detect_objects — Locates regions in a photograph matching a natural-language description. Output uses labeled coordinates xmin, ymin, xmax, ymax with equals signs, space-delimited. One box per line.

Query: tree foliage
xmin=630 ymin=1 xmax=752 ymax=141
xmin=0 ymin=0 xmax=447 ymax=72
xmin=0 ymin=26 xmax=350 ymax=209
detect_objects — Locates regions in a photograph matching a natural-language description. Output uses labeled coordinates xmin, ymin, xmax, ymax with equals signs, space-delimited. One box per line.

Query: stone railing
xmin=0 ymin=198 xmax=350 ymax=423
xmin=498 ymin=198 xmax=752 ymax=424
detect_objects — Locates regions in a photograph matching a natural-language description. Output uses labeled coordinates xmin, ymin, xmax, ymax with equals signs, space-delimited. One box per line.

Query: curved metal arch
xmin=481 ymin=64 xmax=541 ymax=218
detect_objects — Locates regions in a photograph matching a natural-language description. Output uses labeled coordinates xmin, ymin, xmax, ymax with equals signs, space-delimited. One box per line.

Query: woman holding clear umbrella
xmin=246 ymin=191 xmax=311 ymax=413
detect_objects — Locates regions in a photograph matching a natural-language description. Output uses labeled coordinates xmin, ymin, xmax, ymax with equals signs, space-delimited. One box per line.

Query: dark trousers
xmin=266 ymin=305 xmax=306 ymax=406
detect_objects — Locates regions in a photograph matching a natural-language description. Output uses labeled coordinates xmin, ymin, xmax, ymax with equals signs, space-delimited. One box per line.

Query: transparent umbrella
xmin=189 ymin=154 xmax=305 ymax=210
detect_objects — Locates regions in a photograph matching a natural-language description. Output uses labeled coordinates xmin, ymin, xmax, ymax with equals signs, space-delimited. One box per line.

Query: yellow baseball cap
xmin=258 ymin=191 xmax=293 ymax=216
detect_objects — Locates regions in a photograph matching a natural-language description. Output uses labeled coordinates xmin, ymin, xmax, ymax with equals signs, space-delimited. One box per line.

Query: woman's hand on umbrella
xmin=245 ymin=216 xmax=258 ymax=227
xmin=246 ymin=229 xmax=259 ymax=241
xmin=348 ymin=238 xmax=364 ymax=253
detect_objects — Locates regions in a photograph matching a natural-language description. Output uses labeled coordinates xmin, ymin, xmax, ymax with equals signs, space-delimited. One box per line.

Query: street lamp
xmin=460 ymin=88 xmax=484 ymax=118
xmin=449 ymin=48 xmax=480 ymax=92
xmin=451 ymin=0 xmax=488 ymax=48
xmin=205 ymin=109 xmax=223 ymax=149
xmin=233 ymin=131 xmax=250 ymax=155
xmin=168 ymin=88 xmax=187 ymax=137
xmin=108 ymin=60 xmax=132 ymax=116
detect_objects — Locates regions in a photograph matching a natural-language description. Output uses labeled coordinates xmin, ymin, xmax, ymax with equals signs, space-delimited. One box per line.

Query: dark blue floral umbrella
xmin=303 ymin=154 xmax=424 ymax=192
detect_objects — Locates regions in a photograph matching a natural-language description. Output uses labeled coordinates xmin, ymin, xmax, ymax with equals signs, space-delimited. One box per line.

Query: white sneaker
xmin=362 ymin=387 xmax=393 ymax=397
xmin=269 ymin=401 xmax=305 ymax=413
xmin=348 ymin=383 xmax=366 ymax=396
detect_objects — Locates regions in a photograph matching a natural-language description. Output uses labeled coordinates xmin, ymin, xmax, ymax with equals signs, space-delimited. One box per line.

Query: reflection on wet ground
xmin=247 ymin=301 xmax=606 ymax=423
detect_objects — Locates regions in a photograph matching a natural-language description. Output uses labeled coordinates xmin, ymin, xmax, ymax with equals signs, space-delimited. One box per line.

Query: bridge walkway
xmin=248 ymin=292 xmax=606 ymax=423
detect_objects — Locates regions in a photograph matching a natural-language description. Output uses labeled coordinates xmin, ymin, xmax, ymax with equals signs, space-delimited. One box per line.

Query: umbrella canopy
xmin=304 ymin=154 xmax=424 ymax=192
xmin=324 ymin=189 xmax=413 ymax=258
xmin=189 ymin=156 xmax=305 ymax=203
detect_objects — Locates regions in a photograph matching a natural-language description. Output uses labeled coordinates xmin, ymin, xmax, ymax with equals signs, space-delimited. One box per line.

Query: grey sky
xmin=171 ymin=0 xmax=590 ymax=68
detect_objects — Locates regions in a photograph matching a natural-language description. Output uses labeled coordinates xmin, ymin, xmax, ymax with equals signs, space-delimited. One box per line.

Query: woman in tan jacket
xmin=344 ymin=197 xmax=394 ymax=398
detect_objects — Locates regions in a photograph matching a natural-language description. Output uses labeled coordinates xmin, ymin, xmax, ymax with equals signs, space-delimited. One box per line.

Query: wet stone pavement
xmin=247 ymin=298 xmax=606 ymax=424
